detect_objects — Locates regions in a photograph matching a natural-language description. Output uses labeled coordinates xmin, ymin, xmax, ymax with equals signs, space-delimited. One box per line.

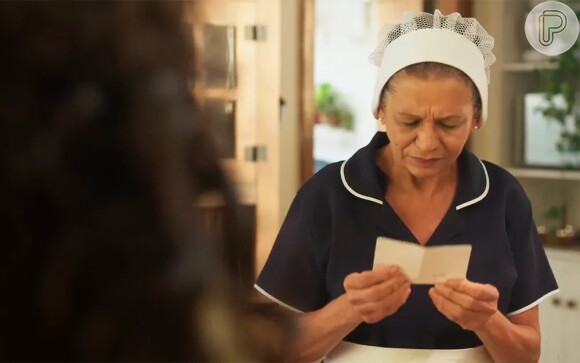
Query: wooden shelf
xmin=194 ymin=87 xmax=238 ymax=100
xmin=502 ymin=62 xmax=557 ymax=72
xmin=508 ymin=167 xmax=580 ymax=181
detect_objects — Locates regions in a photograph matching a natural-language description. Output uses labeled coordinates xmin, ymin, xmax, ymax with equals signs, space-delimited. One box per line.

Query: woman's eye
xmin=403 ymin=120 xmax=420 ymax=127
xmin=440 ymin=123 xmax=459 ymax=130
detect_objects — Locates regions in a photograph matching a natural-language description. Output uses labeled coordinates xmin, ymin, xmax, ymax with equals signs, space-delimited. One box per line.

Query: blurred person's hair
xmin=0 ymin=1 xmax=292 ymax=360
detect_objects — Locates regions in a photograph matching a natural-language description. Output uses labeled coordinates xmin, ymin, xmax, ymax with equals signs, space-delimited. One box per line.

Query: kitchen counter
xmin=544 ymin=244 xmax=580 ymax=263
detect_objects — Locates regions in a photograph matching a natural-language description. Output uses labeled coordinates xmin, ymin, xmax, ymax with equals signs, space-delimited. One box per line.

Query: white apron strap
xmin=325 ymin=341 xmax=493 ymax=363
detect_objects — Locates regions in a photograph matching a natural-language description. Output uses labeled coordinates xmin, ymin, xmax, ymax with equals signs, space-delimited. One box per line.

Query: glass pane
xmin=523 ymin=93 xmax=580 ymax=168
xmin=201 ymin=24 xmax=236 ymax=88
xmin=203 ymin=99 xmax=236 ymax=158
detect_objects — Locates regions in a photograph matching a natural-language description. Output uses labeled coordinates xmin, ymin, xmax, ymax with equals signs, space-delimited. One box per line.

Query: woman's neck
xmin=378 ymin=145 xmax=457 ymax=199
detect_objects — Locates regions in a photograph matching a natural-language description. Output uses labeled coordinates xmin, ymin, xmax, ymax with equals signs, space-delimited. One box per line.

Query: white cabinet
xmin=539 ymin=247 xmax=580 ymax=363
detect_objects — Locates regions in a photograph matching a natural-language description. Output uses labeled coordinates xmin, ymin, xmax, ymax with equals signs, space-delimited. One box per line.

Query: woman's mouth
xmin=410 ymin=156 xmax=442 ymax=167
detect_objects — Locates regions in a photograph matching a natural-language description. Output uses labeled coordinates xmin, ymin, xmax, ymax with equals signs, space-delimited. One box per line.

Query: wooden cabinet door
xmin=186 ymin=0 xmax=280 ymax=277
xmin=542 ymin=249 xmax=580 ymax=363
xmin=539 ymin=254 xmax=567 ymax=363
xmin=559 ymin=257 xmax=580 ymax=363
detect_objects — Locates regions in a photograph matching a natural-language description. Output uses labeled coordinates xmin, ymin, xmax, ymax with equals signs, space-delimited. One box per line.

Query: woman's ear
xmin=378 ymin=110 xmax=386 ymax=125
xmin=377 ymin=111 xmax=386 ymax=132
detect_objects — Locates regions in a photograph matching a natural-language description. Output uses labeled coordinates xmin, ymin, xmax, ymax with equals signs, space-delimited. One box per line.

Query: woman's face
xmin=378 ymin=74 xmax=477 ymax=179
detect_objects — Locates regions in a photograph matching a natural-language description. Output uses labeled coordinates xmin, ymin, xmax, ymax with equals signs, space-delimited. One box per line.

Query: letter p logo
xmin=539 ymin=9 xmax=567 ymax=46
xmin=525 ymin=1 xmax=579 ymax=56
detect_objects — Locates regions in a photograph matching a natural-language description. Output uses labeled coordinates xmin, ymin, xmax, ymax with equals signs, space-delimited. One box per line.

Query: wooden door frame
xmin=298 ymin=0 xmax=315 ymax=185
xmin=436 ymin=0 xmax=472 ymax=16
xmin=254 ymin=0 xmax=281 ymax=276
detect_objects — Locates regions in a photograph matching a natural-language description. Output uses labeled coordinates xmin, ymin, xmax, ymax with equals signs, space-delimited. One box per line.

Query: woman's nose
xmin=415 ymin=125 xmax=439 ymax=152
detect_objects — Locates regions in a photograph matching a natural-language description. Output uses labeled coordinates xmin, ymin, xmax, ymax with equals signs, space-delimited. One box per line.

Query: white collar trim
xmin=455 ymin=158 xmax=489 ymax=210
xmin=340 ymin=160 xmax=383 ymax=205
xmin=340 ymin=157 xmax=490 ymax=210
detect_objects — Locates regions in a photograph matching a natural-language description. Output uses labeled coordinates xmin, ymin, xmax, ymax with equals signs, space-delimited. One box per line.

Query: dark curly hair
xmin=0 ymin=1 xmax=292 ymax=360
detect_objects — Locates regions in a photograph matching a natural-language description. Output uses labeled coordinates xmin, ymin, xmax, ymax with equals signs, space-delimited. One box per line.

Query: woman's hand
xmin=429 ymin=278 xmax=499 ymax=332
xmin=343 ymin=265 xmax=411 ymax=324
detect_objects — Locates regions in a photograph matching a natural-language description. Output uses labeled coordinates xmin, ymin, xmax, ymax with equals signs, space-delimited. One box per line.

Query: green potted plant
xmin=315 ymin=83 xmax=354 ymax=131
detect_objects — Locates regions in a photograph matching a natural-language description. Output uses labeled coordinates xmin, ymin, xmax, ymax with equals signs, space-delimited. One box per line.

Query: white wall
xmin=313 ymin=0 xmax=423 ymax=163
xmin=314 ymin=0 xmax=381 ymax=162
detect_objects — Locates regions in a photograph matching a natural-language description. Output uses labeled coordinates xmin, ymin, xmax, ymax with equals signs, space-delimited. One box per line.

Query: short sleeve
xmin=255 ymin=188 xmax=330 ymax=313
xmin=505 ymin=186 xmax=559 ymax=317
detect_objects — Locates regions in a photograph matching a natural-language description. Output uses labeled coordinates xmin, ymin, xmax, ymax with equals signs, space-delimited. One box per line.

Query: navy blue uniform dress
xmin=256 ymin=131 xmax=559 ymax=349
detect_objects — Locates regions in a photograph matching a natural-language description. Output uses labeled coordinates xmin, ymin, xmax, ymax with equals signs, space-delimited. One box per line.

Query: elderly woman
xmin=256 ymin=10 xmax=558 ymax=363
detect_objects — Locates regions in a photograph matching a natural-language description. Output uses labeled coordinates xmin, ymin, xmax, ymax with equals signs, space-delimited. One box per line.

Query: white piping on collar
xmin=253 ymin=284 xmax=303 ymax=313
xmin=455 ymin=158 xmax=489 ymax=211
xmin=340 ymin=157 xmax=489 ymax=209
xmin=340 ymin=160 xmax=384 ymax=205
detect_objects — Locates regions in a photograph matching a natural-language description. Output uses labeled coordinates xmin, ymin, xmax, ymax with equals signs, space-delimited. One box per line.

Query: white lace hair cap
xmin=370 ymin=10 xmax=496 ymax=126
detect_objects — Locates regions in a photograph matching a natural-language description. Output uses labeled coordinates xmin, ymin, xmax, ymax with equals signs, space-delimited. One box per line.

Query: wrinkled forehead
xmin=385 ymin=66 xmax=476 ymax=95
xmin=383 ymin=75 xmax=476 ymax=108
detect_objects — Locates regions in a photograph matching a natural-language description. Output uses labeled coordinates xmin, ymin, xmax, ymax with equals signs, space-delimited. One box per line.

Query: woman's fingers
xmin=351 ymin=274 xmax=408 ymax=304
xmin=344 ymin=265 xmax=405 ymax=290
xmin=433 ymin=282 xmax=496 ymax=314
xmin=429 ymin=279 xmax=499 ymax=331
xmin=343 ymin=266 xmax=412 ymax=323
xmin=444 ymin=278 xmax=499 ymax=302
xmin=356 ymin=281 xmax=411 ymax=323
xmin=344 ymin=267 xmax=409 ymax=306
